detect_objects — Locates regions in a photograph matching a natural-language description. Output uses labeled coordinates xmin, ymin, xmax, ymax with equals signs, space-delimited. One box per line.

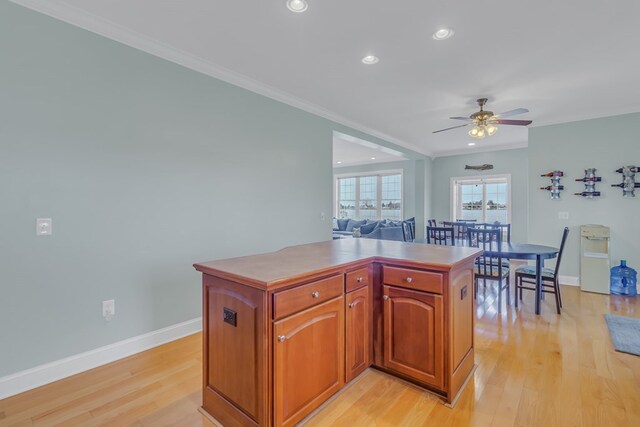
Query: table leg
xmin=535 ymin=254 xmax=542 ymax=315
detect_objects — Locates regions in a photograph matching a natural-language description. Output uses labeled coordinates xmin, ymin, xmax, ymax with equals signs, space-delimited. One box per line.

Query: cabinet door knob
xmin=277 ymin=335 xmax=286 ymax=342
xmin=405 ymin=277 xmax=413 ymax=283
xmin=356 ymin=277 xmax=364 ymax=283
xmin=311 ymin=291 xmax=320 ymax=299
xmin=348 ymin=302 xmax=355 ymax=309
xmin=383 ymin=295 xmax=389 ymax=301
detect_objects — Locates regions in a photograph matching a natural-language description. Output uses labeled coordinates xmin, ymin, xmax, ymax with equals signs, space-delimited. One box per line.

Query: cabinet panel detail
xmin=346 ymin=286 xmax=371 ymax=382
xmin=274 ymin=297 xmax=344 ymax=427
xmin=383 ymin=285 xmax=444 ymax=389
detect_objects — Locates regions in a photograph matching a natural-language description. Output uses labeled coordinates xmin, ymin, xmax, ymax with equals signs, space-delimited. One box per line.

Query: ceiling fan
xmin=433 ymin=98 xmax=532 ymax=139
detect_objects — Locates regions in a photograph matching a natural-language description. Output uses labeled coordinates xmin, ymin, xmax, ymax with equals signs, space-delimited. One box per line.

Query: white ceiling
xmin=14 ymin=0 xmax=640 ymax=156
xmin=333 ymin=132 xmax=407 ymax=168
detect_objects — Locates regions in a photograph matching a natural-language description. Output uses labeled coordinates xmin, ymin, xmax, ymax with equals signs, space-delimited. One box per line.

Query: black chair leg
xmin=506 ymin=274 xmax=511 ymax=306
xmin=556 ymin=279 xmax=563 ymax=308
xmin=514 ymin=275 xmax=519 ymax=308
xmin=497 ymin=279 xmax=502 ymax=313
xmin=554 ymin=280 xmax=562 ymax=314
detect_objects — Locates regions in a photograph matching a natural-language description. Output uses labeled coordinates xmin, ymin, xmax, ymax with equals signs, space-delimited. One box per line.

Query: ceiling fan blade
xmin=495 ymin=108 xmax=529 ymax=118
xmin=492 ymin=119 xmax=533 ymax=126
xmin=449 ymin=116 xmax=473 ymax=121
xmin=432 ymin=123 xmax=470 ymax=134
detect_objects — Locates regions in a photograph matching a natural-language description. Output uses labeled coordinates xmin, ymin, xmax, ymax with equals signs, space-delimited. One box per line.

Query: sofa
xmin=333 ymin=217 xmax=414 ymax=241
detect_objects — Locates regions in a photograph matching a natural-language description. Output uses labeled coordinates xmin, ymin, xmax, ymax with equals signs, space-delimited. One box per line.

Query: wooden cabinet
xmin=382 ymin=285 xmax=444 ymax=389
xmin=274 ymin=297 xmax=344 ymax=427
xmin=194 ymin=239 xmax=480 ymax=426
xmin=345 ymin=285 xmax=371 ymax=382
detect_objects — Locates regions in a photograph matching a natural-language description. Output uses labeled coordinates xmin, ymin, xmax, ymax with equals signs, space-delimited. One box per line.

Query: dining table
xmin=481 ymin=243 xmax=559 ymax=315
xmin=417 ymin=238 xmax=559 ymax=315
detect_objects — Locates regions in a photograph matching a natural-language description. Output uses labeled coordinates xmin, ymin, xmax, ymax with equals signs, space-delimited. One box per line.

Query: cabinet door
xmin=383 ymin=285 xmax=444 ymax=389
xmin=274 ymin=297 xmax=344 ymax=427
xmin=345 ymin=286 xmax=371 ymax=383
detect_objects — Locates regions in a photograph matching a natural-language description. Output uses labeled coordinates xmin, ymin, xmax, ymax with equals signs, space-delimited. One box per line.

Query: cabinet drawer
xmin=273 ymin=275 xmax=343 ymax=320
xmin=382 ymin=266 xmax=443 ymax=294
xmin=345 ymin=267 xmax=369 ymax=293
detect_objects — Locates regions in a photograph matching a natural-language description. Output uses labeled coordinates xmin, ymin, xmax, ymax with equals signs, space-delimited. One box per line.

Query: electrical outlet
xmin=558 ymin=211 xmax=569 ymax=220
xmin=103 ymin=299 xmax=115 ymax=321
xmin=36 ymin=218 xmax=52 ymax=236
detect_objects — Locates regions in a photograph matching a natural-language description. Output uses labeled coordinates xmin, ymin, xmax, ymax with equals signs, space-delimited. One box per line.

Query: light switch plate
xmin=558 ymin=212 xmax=569 ymax=220
xmin=36 ymin=218 xmax=52 ymax=236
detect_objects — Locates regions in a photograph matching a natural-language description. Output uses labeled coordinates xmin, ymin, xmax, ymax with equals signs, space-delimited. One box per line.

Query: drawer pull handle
xmin=356 ymin=277 xmax=364 ymax=283
xmin=311 ymin=291 xmax=320 ymax=299
xmin=348 ymin=302 xmax=356 ymax=309
xmin=383 ymin=295 xmax=389 ymax=301
xmin=277 ymin=335 xmax=287 ymax=342
xmin=406 ymin=277 xmax=413 ymax=283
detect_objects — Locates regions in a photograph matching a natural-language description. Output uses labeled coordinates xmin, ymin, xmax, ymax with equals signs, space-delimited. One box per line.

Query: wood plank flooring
xmin=1 ymin=286 xmax=639 ymax=426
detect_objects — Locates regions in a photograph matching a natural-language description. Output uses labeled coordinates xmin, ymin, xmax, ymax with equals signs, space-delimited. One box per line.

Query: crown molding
xmin=432 ymin=141 xmax=529 ymax=158
xmin=10 ymin=0 xmax=430 ymax=157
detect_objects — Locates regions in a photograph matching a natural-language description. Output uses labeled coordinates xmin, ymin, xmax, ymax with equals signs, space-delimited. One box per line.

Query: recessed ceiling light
xmin=361 ymin=55 xmax=379 ymax=65
xmin=286 ymin=0 xmax=308 ymax=13
xmin=336 ymin=161 xmax=342 ymax=164
xmin=433 ymin=28 xmax=455 ymax=40
xmin=468 ymin=142 xmax=476 ymax=146
xmin=371 ymin=156 xmax=377 ymax=160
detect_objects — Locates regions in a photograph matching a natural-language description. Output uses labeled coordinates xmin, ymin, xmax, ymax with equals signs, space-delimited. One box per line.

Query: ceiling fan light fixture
xmin=286 ymin=0 xmax=308 ymax=13
xmin=432 ymin=28 xmax=455 ymax=40
xmin=468 ymin=126 xmax=480 ymax=137
xmin=361 ymin=55 xmax=379 ymax=65
xmin=486 ymin=124 xmax=498 ymax=136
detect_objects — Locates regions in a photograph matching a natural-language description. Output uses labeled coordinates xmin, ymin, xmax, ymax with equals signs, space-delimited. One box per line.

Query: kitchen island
xmin=194 ymin=238 xmax=482 ymax=427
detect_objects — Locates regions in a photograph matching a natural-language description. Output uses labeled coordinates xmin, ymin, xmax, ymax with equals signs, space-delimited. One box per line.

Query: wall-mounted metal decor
xmin=465 ymin=164 xmax=494 ymax=171
xmin=611 ymin=166 xmax=640 ymax=197
xmin=540 ymin=171 xmax=564 ymax=199
xmin=575 ymin=168 xmax=601 ymax=198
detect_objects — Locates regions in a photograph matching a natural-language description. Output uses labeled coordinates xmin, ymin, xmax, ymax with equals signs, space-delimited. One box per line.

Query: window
xmin=451 ymin=175 xmax=510 ymax=224
xmin=336 ymin=172 xmax=402 ymax=220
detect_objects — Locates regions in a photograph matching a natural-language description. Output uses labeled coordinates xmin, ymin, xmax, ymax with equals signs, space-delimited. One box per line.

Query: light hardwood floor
xmin=1 ymin=286 xmax=639 ymax=426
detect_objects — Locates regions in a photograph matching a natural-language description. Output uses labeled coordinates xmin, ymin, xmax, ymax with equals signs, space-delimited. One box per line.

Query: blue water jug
xmin=610 ymin=260 xmax=638 ymax=296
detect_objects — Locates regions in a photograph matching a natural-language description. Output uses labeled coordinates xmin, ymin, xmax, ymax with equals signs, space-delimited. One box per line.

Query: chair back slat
xmin=467 ymin=227 xmax=503 ymax=278
xmin=426 ymin=226 xmax=455 ymax=246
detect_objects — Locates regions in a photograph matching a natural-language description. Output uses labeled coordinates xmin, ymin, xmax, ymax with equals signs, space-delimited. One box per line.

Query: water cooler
xmin=580 ymin=225 xmax=611 ymax=294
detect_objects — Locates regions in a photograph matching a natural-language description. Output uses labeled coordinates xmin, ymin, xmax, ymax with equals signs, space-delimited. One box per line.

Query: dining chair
xmin=467 ymin=227 xmax=510 ymax=312
xmin=427 ymin=219 xmax=437 ymax=228
xmin=445 ymin=221 xmax=469 ymax=242
xmin=426 ymin=226 xmax=455 ymax=246
xmin=401 ymin=221 xmax=414 ymax=242
xmin=492 ymin=222 xmax=512 ymax=243
xmin=514 ymin=227 xmax=570 ymax=314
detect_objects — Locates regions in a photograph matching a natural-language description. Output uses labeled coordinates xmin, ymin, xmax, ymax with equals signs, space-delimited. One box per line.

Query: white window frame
xmin=450 ymin=174 xmax=512 ymax=223
xmin=334 ymin=169 xmax=404 ymax=219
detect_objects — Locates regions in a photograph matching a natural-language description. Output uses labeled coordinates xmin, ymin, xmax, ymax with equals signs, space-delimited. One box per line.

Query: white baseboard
xmin=0 ymin=317 xmax=202 ymax=400
xmin=559 ymin=275 xmax=580 ymax=286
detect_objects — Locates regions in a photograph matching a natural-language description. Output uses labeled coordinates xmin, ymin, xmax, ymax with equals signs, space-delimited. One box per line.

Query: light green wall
xmin=431 ymin=148 xmax=530 ymax=242
xmin=333 ymin=158 xmax=427 ymax=238
xmin=529 ymin=113 xmax=640 ymax=277
xmin=0 ymin=2 xmax=396 ymax=377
